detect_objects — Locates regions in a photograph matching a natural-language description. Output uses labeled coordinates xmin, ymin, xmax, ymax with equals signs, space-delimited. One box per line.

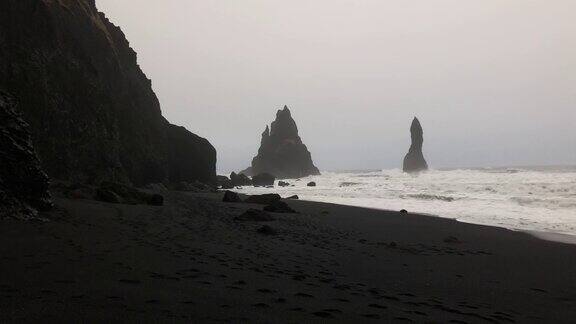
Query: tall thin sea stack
xmin=242 ymin=106 xmax=320 ymax=179
xmin=403 ymin=117 xmax=428 ymax=173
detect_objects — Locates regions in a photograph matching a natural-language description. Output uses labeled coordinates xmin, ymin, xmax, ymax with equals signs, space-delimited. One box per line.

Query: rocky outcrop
xmin=403 ymin=117 xmax=429 ymax=173
xmin=0 ymin=91 xmax=52 ymax=218
xmin=230 ymin=172 xmax=251 ymax=186
xmin=0 ymin=0 xmax=216 ymax=186
xmin=252 ymin=173 xmax=275 ymax=187
xmin=243 ymin=106 xmax=319 ymax=179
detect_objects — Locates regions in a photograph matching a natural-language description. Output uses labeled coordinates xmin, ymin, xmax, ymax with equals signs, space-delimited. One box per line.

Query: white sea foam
xmin=234 ymin=167 xmax=576 ymax=236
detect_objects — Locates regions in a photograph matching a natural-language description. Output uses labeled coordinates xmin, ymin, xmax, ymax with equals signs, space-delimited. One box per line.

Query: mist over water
xmin=236 ymin=166 xmax=576 ymax=236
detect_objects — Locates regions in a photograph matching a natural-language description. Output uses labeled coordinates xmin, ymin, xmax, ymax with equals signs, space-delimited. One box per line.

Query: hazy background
xmin=97 ymin=0 xmax=575 ymax=173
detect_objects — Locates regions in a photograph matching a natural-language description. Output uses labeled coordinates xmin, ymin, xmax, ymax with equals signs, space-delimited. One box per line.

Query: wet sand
xmin=1 ymin=190 xmax=575 ymax=323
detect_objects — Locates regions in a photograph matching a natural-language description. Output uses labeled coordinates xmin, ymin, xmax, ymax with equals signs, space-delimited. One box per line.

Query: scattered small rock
xmin=307 ymin=181 xmax=316 ymax=187
xmin=443 ymin=236 xmax=462 ymax=244
xmin=234 ymin=209 xmax=275 ymax=222
xmin=244 ymin=193 xmax=281 ymax=205
xmin=257 ymin=225 xmax=277 ymax=235
xmin=400 ymin=209 xmax=408 ymax=214
xmin=222 ymin=190 xmax=242 ymax=203
xmin=278 ymin=181 xmax=290 ymax=187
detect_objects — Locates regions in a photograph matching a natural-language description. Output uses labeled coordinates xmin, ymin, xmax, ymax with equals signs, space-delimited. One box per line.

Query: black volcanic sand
xmin=1 ymin=191 xmax=575 ymax=323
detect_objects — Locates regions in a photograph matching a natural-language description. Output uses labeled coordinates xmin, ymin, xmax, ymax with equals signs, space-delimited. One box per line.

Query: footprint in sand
xmin=257 ymin=288 xmax=276 ymax=293
xmin=312 ymin=311 xmax=333 ymax=318
xmin=252 ymin=303 xmax=270 ymax=308
xmin=294 ymin=292 xmax=314 ymax=298
xmin=118 ymin=279 xmax=141 ymax=284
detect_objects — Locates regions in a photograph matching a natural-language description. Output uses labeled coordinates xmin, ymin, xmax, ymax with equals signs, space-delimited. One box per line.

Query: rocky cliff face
xmin=403 ymin=117 xmax=429 ymax=173
xmin=244 ymin=106 xmax=319 ymax=179
xmin=0 ymin=0 xmax=216 ymax=186
xmin=0 ymin=91 xmax=52 ymax=219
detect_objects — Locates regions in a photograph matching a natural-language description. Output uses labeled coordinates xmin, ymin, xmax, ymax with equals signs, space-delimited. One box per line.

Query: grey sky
xmin=97 ymin=0 xmax=575 ymax=173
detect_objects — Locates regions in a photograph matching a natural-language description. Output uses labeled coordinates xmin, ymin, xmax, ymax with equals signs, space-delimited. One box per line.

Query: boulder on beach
xmin=245 ymin=194 xmax=282 ymax=205
xmin=403 ymin=117 xmax=429 ymax=173
xmin=242 ymin=106 xmax=320 ymax=179
xmin=95 ymin=182 xmax=164 ymax=206
xmin=252 ymin=173 xmax=276 ymax=187
xmin=278 ymin=181 xmax=290 ymax=187
xmin=234 ymin=209 xmax=275 ymax=222
xmin=264 ymin=201 xmax=296 ymax=213
xmin=307 ymin=181 xmax=317 ymax=187
xmin=223 ymin=190 xmax=242 ymax=203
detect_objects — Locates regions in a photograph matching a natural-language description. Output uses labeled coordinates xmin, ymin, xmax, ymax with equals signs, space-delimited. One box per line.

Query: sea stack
xmin=403 ymin=117 xmax=428 ymax=173
xmin=242 ymin=106 xmax=320 ymax=179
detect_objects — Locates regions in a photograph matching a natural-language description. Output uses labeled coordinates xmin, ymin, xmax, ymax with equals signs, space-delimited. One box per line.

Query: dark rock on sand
xmin=287 ymin=195 xmax=299 ymax=200
xmin=257 ymin=225 xmax=277 ymax=235
xmin=0 ymin=91 xmax=52 ymax=218
xmin=252 ymin=173 xmax=276 ymax=187
xmin=223 ymin=191 xmax=242 ymax=203
xmin=400 ymin=209 xmax=408 ymax=214
xmin=443 ymin=236 xmax=462 ymax=244
xmin=245 ymin=194 xmax=282 ymax=205
xmin=243 ymin=106 xmax=320 ymax=179
xmin=172 ymin=181 xmax=213 ymax=192
xmin=0 ymin=0 xmax=216 ymax=186
xmin=217 ymin=175 xmax=230 ymax=185
xmin=403 ymin=117 xmax=429 ymax=173
xmin=230 ymin=172 xmax=252 ymax=186
xmin=278 ymin=181 xmax=290 ymax=187
xmin=235 ymin=209 xmax=275 ymax=222
xmin=95 ymin=182 xmax=163 ymax=206
xmin=307 ymin=182 xmax=317 ymax=187
xmin=95 ymin=188 xmax=123 ymax=204
xmin=264 ymin=201 xmax=296 ymax=213
xmin=146 ymin=194 xmax=164 ymax=206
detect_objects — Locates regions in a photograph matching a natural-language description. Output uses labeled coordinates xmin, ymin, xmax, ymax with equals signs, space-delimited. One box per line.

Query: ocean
xmin=234 ymin=166 xmax=576 ymax=236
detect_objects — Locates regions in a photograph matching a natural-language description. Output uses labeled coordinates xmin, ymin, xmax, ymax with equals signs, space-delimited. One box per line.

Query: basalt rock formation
xmin=0 ymin=91 xmax=52 ymax=218
xmin=243 ymin=106 xmax=319 ymax=179
xmin=403 ymin=117 xmax=429 ymax=173
xmin=0 ymin=0 xmax=216 ymax=186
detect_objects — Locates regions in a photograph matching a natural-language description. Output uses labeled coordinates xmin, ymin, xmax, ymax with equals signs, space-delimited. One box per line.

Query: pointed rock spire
xmin=403 ymin=117 xmax=428 ymax=173
xmin=244 ymin=105 xmax=320 ymax=178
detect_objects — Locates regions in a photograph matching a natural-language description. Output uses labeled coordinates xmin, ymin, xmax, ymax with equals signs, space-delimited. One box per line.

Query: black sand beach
xmin=1 ymin=191 xmax=575 ymax=323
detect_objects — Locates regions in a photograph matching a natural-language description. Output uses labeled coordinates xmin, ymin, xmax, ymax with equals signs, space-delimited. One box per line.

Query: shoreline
xmin=1 ymin=190 xmax=575 ymax=322
xmin=236 ymin=190 xmax=576 ymax=246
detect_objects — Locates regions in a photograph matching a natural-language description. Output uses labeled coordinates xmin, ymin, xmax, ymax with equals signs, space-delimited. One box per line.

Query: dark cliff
xmin=244 ymin=106 xmax=319 ymax=179
xmin=0 ymin=91 xmax=52 ymax=218
xmin=0 ymin=0 xmax=216 ymax=186
xmin=403 ymin=117 xmax=428 ymax=173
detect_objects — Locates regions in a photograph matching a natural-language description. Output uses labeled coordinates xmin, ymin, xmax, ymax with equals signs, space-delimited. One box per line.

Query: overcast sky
xmin=97 ymin=0 xmax=575 ymax=173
